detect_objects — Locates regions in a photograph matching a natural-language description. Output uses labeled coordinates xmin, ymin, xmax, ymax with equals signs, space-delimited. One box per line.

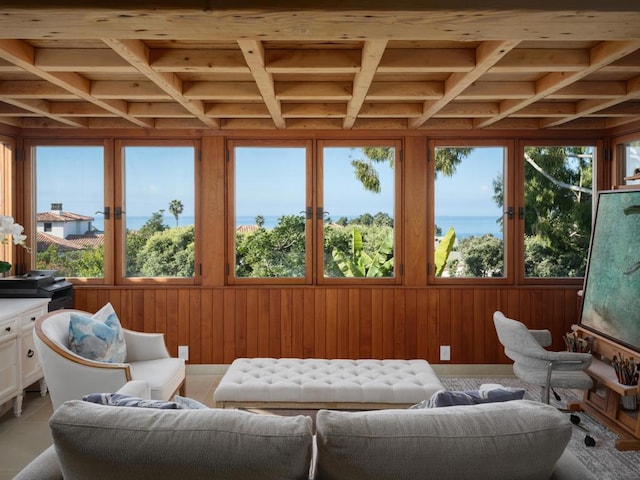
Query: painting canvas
xmin=579 ymin=189 xmax=640 ymax=352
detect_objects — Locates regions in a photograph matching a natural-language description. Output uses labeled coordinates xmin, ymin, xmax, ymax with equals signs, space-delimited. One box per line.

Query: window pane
xmin=623 ymin=140 xmax=640 ymax=186
xmin=123 ymin=146 xmax=195 ymax=278
xmin=523 ymin=146 xmax=593 ymax=278
xmin=323 ymin=146 xmax=395 ymax=278
xmin=434 ymin=147 xmax=505 ymax=278
xmin=35 ymin=146 xmax=105 ymax=278
xmin=234 ymin=146 xmax=307 ymax=278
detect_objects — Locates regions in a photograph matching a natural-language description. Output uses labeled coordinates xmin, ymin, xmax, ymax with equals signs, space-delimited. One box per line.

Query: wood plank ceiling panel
xmin=0 ymin=3 xmax=638 ymax=130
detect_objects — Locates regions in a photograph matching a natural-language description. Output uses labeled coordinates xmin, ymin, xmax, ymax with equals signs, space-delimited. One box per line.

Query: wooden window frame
xmin=428 ymin=139 xmax=514 ymax=286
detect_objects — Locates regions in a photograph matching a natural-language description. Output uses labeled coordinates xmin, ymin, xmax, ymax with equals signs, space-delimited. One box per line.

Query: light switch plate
xmin=440 ymin=345 xmax=451 ymax=361
xmin=178 ymin=346 xmax=189 ymax=360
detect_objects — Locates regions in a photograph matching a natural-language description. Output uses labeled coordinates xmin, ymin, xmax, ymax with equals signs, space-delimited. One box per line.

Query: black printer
xmin=0 ymin=270 xmax=73 ymax=311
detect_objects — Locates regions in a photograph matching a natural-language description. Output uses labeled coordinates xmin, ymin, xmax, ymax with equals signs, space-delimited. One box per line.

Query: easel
xmin=570 ymin=326 xmax=640 ymax=451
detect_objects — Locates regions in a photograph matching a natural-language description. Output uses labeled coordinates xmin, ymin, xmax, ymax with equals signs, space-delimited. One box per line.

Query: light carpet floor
xmin=441 ymin=377 xmax=640 ymax=480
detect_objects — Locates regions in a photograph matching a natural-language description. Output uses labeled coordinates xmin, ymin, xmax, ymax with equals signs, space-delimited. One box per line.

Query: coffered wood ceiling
xmin=0 ymin=1 xmax=639 ymax=131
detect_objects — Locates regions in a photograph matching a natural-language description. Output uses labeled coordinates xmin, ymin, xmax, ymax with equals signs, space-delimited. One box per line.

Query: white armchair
xmin=34 ymin=308 xmax=186 ymax=410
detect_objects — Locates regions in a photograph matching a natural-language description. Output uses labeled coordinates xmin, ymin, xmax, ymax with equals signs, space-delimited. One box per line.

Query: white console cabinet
xmin=0 ymin=298 xmax=49 ymax=416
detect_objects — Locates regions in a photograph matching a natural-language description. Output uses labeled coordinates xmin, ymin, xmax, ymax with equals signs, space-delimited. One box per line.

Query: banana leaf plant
xmin=331 ymin=227 xmax=394 ymax=277
xmin=434 ymin=227 xmax=456 ymax=277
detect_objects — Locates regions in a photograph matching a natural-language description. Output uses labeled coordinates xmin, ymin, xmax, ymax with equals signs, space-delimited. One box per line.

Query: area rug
xmin=441 ymin=376 xmax=640 ymax=480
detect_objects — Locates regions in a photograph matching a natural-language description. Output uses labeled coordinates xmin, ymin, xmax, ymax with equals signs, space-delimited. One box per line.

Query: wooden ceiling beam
xmin=91 ymin=80 xmax=171 ymax=100
xmin=344 ymin=40 xmax=387 ymax=128
xmin=410 ymin=40 xmax=520 ymax=128
xmin=1 ymin=3 xmax=640 ymax=41
xmin=475 ymin=40 xmax=640 ymax=128
xmin=366 ymin=81 xmax=443 ymax=100
xmin=0 ymin=80 xmax=77 ymax=99
xmin=206 ymin=103 xmax=271 ymax=118
xmin=0 ymin=39 xmax=153 ymax=128
xmin=491 ymin=49 xmax=590 ymax=72
xmin=35 ymin=48 xmax=136 ymax=73
xmin=238 ymin=40 xmax=285 ymax=129
xmin=183 ymin=81 xmax=262 ymax=101
xmin=378 ymin=49 xmax=475 ymax=73
xmin=275 ymin=82 xmax=352 ymax=101
xmin=266 ymin=50 xmax=361 ymax=74
xmin=540 ymin=74 xmax=640 ymax=127
xmin=0 ymin=97 xmax=87 ymax=127
xmin=282 ymin=103 xmax=346 ymax=118
xmin=103 ymin=38 xmax=219 ymax=129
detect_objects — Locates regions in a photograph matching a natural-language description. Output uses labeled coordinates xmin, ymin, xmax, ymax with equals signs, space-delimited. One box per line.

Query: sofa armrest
xmin=13 ymin=445 xmax=62 ymax=480
xmin=529 ymin=329 xmax=552 ymax=347
xmin=551 ymin=450 xmax=598 ymax=480
xmin=123 ymin=329 xmax=171 ymax=362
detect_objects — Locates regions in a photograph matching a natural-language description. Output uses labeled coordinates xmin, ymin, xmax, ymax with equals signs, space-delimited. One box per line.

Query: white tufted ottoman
xmin=213 ymin=358 xmax=444 ymax=410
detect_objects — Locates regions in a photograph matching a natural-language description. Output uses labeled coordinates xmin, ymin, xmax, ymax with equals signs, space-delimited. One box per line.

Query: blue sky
xmin=35 ymin=144 xmax=504 ymax=225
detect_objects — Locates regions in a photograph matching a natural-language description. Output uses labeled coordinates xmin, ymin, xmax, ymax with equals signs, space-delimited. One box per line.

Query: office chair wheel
xmin=585 ymin=435 xmax=596 ymax=447
xmin=570 ymin=413 xmax=581 ymax=425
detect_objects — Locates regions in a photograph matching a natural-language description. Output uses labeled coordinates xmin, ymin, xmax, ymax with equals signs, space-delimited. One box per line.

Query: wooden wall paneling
xmin=448 ymin=289 xmax=462 ymax=363
xmin=381 ymin=289 xmax=395 ymax=359
xmin=393 ymin=290 xmax=406 ymax=359
xmin=223 ymin=289 xmax=236 ymax=363
xmin=189 ymin=289 xmax=202 ymax=363
xmin=358 ymin=288 xmax=372 ymax=358
xmin=336 ymin=289 xmax=350 ymax=358
xmin=211 ymin=289 xmax=225 ymax=363
xmin=280 ymin=288 xmax=292 ymax=357
xmin=472 ymin=289 xmax=486 ymax=363
xmin=143 ymin=289 xmax=156 ymax=333
xmin=426 ymin=289 xmax=439 ymax=363
xmin=153 ymin=289 xmax=168 ymax=354
xmin=177 ymin=290 xmax=190 ymax=358
xmin=234 ymin=288 xmax=247 ymax=359
xmin=483 ymin=288 xmax=499 ymax=364
xmin=200 ymin=289 xmax=213 ymax=364
xmin=371 ymin=288 xmax=383 ymax=358
xmin=257 ymin=289 xmax=270 ymax=357
xmin=415 ymin=288 xmax=429 ymax=360
xmin=163 ymin=289 xmax=178 ymax=357
xmin=314 ymin=288 xmax=327 ymax=358
xmin=291 ymin=288 xmax=304 ymax=358
xmin=348 ymin=288 xmax=360 ymax=359
xmin=303 ymin=288 xmax=315 ymax=358
xmin=269 ymin=289 xmax=282 ymax=358
xmin=130 ymin=290 xmax=145 ymax=333
xmin=437 ymin=288 xmax=452 ymax=361
xmin=404 ymin=289 xmax=417 ymax=359
xmin=245 ymin=288 xmax=258 ymax=358
xmin=460 ymin=289 xmax=475 ymax=363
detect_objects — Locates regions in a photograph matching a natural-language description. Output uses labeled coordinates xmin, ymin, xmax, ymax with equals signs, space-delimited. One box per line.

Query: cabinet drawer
xmin=0 ymin=319 xmax=18 ymax=341
xmin=20 ymin=306 xmax=48 ymax=330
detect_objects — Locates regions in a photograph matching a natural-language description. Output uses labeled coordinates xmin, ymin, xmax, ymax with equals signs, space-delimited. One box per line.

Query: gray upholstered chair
xmin=34 ymin=308 xmax=186 ymax=410
xmin=493 ymin=310 xmax=596 ymax=446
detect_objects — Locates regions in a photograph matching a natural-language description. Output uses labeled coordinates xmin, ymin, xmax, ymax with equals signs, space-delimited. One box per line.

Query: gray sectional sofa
xmin=15 ymin=385 xmax=595 ymax=480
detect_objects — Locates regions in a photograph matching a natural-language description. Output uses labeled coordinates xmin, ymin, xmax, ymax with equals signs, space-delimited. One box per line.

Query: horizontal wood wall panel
xmin=73 ymin=286 xmax=582 ymax=365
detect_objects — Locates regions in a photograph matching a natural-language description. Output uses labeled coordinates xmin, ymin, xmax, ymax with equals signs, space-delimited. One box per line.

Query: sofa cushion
xmin=68 ymin=303 xmax=126 ymax=363
xmin=49 ymin=400 xmax=313 ymax=480
xmin=315 ymin=400 xmax=572 ymax=480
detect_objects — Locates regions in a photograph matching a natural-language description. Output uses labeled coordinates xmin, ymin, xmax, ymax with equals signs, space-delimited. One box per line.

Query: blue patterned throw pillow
xmin=69 ymin=303 xmax=127 ymax=363
xmin=82 ymin=393 xmax=208 ymax=409
xmin=410 ymin=384 xmax=526 ymax=409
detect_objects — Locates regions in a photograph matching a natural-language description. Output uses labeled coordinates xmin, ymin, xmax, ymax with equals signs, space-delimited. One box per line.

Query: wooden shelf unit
xmin=572 ymin=326 xmax=640 ymax=451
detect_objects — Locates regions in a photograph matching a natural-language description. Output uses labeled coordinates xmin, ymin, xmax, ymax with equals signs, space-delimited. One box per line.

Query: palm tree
xmin=168 ymin=199 xmax=184 ymax=226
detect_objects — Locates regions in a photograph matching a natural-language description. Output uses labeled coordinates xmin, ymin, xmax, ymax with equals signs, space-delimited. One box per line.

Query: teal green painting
xmin=581 ymin=189 xmax=640 ymax=351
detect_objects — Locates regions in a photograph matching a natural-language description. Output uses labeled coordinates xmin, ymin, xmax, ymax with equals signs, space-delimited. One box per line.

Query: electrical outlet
xmin=440 ymin=345 xmax=451 ymax=361
xmin=178 ymin=346 xmax=189 ymax=360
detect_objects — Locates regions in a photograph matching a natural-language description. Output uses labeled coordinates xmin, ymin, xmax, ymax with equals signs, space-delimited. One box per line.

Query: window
xmin=228 ymin=140 xmax=399 ymax=284
xmin=320 ymin=142 xmax=398 ymax=281
xmin=522 ymin=145 xmax=594 ymax=279
xmin=432 ymin=144 xmax=508 ymax=279
xmin=119 ymin=143 xmax=197 ymax=279
xmin=230 ymin=142 xmax=311 ymax=282
xmin=34 ymin=144 xmax=105 ymax=278
xmin=621 ymin=139 xmax=640 ymax=186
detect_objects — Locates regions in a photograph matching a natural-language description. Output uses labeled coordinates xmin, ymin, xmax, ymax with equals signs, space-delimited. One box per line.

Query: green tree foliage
xmin=126 ymin=211 xmax=167 ymax=276
xmin=138 ymin=225 xmax=195 ymax=277
xmin=435 ymin=147 xmax=473 ymax=178
xmin=36 ymin=245 xmax=104 ymax=277
xmin=493 ymin=146 xmax=592 ymax=277
xmin=168 ymin=199 xmax=184 ymax=226
xmin=235 ymin=214 xmax=306 ymax=277
xmin=456 ymin=234 xmax=504 ymax=277
xmin=351 ymin=147 xmax=395 ymax=193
